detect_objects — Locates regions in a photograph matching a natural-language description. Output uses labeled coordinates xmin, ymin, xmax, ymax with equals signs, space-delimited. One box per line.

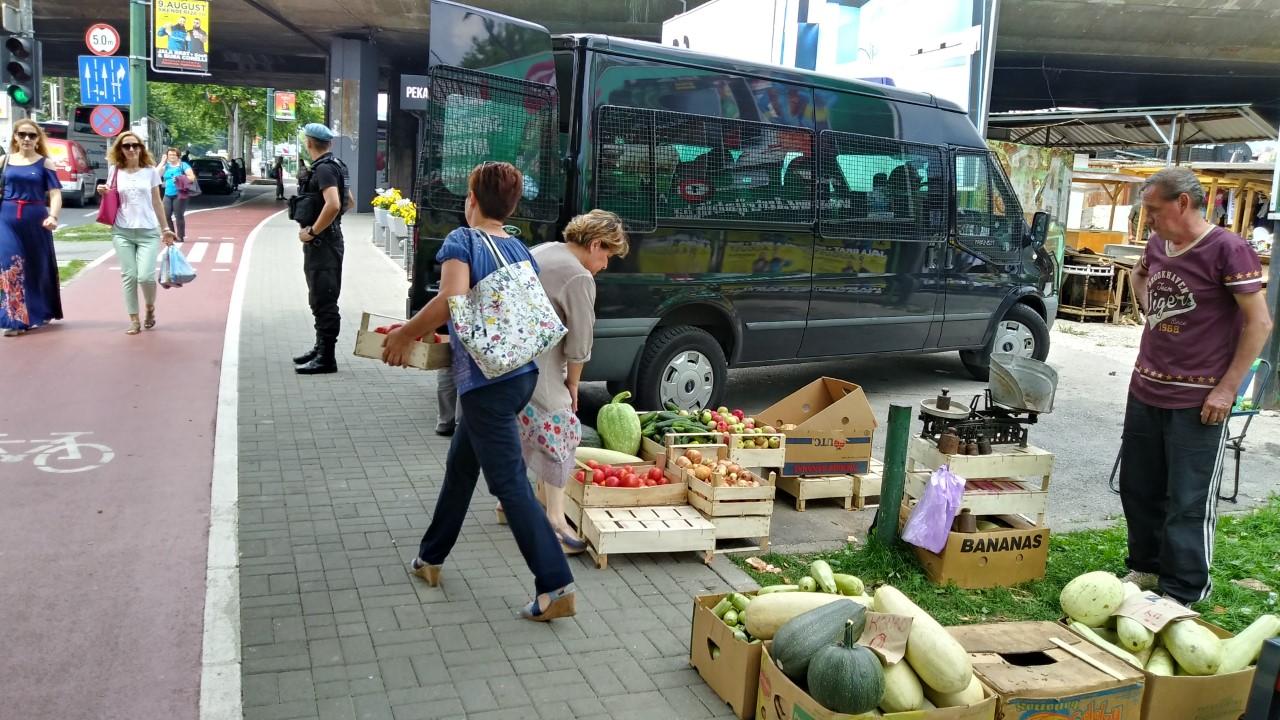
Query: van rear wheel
xmin=960 ymin=304 xmax=1050 ymax=381
xmin=635 ymin=325 xmax=727 ymax=412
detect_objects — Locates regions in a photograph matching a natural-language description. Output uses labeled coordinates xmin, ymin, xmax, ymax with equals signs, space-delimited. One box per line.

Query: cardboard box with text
xmin=691 ymin=593 xmax=762 ymax=720
xmin=756 ymin=378 xmax=876 ymax=477
xmin=912 ymin=525 xmax=1049 ymax=589
xmin=756 ymin=642 xmax=997 ymax=720
xmin=949 ymin=621 xmax=1144 ymax=720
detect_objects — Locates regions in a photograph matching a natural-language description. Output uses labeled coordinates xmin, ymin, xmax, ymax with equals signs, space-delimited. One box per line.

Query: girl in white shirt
xmin=101 ymin=132 xmax=177 ymax=334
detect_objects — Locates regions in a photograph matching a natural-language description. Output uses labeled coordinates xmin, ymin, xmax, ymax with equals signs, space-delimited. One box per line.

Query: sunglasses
xmin=121 ymin=143 xmax=143 ymax=150
xmin=15 ymin=131 xmax=37 ymax=140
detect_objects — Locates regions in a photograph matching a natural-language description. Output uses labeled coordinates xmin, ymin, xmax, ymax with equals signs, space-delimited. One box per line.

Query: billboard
xmin=153 ymin=0 xmax=209 ymax=74
xmin=273 ymin=91 xmax=296 ymax=121
xmin=662 ymin=0 xmax=998 ymax=129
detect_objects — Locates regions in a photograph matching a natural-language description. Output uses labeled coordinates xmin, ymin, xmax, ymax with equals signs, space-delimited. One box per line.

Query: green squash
xmin=807 ymin=619 xmax=885 ymax=715
xmin=772 ymin=598 xmax=866 ymax=681
xmin=596 ymin=391 xmax=642 ymax=455
xmin=579 ymin=426 xmax=603 ymax=449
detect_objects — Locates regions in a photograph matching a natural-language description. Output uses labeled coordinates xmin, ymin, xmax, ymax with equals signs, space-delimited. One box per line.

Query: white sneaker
xmin=1121 ymin=570 xmax=1159 ymax=591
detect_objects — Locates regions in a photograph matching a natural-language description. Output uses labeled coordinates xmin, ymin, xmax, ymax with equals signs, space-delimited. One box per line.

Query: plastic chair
xmin=1108 ymin=358 xmax=1273 ymax=503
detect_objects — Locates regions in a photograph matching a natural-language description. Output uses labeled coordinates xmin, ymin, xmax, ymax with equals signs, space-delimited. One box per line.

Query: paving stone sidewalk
xmin=237 ymin=214 xmax=754 ymax=720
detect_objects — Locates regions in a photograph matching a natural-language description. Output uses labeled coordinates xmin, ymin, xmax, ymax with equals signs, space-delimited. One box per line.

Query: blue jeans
xmin=418 ymin=371 xmax=573 ymax=596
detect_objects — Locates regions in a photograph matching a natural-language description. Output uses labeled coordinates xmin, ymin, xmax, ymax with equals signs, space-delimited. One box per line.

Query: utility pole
xmin=129 ymin=0 xmax=147 ymax=123
xmin=266 ymin=87 xmax=274 ymax=166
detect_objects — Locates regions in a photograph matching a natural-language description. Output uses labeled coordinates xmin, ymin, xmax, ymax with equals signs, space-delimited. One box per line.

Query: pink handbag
xmin=95 ymin=168 xmax=120 ymax=226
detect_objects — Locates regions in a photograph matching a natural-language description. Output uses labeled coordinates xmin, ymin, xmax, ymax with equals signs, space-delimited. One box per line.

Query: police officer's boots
xmin=292 ymin=342 xmax=320 ymax=365
xmin=296 ymin=340 xmax=338 ymax=375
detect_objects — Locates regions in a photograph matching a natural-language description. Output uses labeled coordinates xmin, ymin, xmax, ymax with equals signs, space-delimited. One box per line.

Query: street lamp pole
xmin=129 ymin=0 xmax=148 ymax=123
xmin=266 ymin=87 xmax=274 ymax=164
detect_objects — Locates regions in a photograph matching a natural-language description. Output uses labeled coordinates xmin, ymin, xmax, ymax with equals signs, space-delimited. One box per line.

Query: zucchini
xmin=575 ymin=447 xmax=644 ymax=465
xmin=809 ymin=560 xmax=838 ymax=594
xmin=873 ymin=585 xmax=973 ymax=695
xmin=756 ymin=584 xmax=800 ymax=595
xmin=1162 ymin=619 xmax=1223 ymax=675
xmin=1218 ymin=614 xmax=1280 ymax=674
xmin=1069 ymin=621 xmax=1143 ymax=669
xmin=798 ymin=577 xmax=818 ymax=592
xmin=711 ymin=597 xmax=734 ymax=619
xmin=833 ymin=574 xmax=865 ymax=596
xmin=729 ymin=593 xmax=751 ymax=612
xmin=723 ymin=609 xmax=739 ymax=626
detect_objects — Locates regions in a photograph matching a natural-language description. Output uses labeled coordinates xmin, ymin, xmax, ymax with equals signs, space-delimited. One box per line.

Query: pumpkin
xmin=596 ymin=391 xmax=642 ymax=455
xmin=772 ymin=598 xmax=866 ymax=681
xmin=806 ymin=619 xmax=885 ymax=715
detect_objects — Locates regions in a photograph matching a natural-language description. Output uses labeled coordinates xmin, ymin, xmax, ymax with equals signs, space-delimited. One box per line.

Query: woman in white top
xmin=101 ymin=132 xmax=177 ymax=334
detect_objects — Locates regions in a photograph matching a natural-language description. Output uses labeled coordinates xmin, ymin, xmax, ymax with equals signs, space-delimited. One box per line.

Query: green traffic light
xmin=8 ymin=85 xmax=31 ymax=106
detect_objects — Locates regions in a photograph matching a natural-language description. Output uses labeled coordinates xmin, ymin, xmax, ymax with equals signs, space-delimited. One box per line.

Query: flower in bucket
xmin=389 ymin=197 xmax=417 ymax=226
xmin=371 ymin=187 xmax=401 ymax=210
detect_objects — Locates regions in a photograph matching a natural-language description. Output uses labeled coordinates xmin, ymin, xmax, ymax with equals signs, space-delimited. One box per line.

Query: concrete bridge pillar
xmin=327 ymin=37 xmax=378 ymax=212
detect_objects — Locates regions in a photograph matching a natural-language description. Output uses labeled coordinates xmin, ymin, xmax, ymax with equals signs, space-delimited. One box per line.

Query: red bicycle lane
xmin=0 ymin=193 xmax=282 ymax=720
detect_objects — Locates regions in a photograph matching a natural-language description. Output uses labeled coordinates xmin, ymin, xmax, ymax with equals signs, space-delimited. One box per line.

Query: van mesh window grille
xmin=817 ymin=131 xmax=947 ymax=242
xmin=594 ymin=105 xmax=815 ymax=231
xmin=954 ymin=152 xmax=1023 ymax=263
xmin=423 ymin=65 xmax=561 ymax=222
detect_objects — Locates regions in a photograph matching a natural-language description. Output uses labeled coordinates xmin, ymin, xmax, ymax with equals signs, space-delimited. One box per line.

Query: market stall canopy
xmin=987 ymin=105 xmax=1278 ymax=151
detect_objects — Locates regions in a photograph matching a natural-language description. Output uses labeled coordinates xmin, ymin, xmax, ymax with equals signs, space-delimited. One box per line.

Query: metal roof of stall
xmin=986 ymin=105 xmax=1278 ymax=150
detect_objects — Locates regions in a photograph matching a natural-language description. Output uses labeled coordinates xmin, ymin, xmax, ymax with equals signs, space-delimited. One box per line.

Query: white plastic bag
xmin=901 ymin=465 xmax=966 ymax=554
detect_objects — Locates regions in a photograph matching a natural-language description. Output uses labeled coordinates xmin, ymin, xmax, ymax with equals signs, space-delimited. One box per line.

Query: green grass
xmin=735 ymin=497 xmax=1280 ymax=633
xmin=55 ymin=223 xmax=113 ymax=242
xmin=58 ymin=260 xmax=88 ymax=283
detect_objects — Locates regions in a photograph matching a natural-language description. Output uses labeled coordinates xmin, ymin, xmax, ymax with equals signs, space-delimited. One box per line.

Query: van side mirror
xmin=1025 ymin=211 xmax=1050 ymax=248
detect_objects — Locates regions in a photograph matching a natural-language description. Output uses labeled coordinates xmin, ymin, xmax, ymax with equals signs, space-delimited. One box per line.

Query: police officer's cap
xmin=303 ymin=123 xmax=335 ymax=142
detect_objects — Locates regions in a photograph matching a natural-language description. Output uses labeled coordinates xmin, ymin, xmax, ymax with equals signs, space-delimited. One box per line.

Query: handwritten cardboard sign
xmin=1115 ymin=592 xmax=1198 ymax=633
xmin=859 ymin=611 xmax=913 ymax=664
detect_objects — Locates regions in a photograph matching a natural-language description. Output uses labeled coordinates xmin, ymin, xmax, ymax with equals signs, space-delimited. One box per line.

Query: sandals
xmin=3 ymin=328 xmax=26 ymax=337
xmin=409 ymin=557 xmax=442 ymax=587
xmin=557 ymin=530 xmax=587 ymax=556
xmin=125 ymin=320 xmax=142 ymax=335
xmin=520 ymin=584 xmax=576 ymax=622
xmin=144 ymin=306 xmax=156 ymax=330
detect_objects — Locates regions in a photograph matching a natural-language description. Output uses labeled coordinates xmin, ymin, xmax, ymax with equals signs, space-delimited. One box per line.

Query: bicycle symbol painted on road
xmin=0 ymin=432 xmax=115 ymax=473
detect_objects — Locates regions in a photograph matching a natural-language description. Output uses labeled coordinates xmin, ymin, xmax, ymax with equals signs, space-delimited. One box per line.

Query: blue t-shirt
xmin=161 ymin=161 xmax=191 ymax=197
xmin=437 ymin=227 xmax=540 ymax=396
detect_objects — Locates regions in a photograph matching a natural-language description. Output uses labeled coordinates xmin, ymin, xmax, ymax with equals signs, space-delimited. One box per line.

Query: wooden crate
xmin=565 ymin=464 xmax=687 ymax=509
xmin=664 ymin=431 xmax=785 ymax=469
xmin=581 ymin=506 xmax=716 ymax=569
xmin=775 ymin=474 xmax=854 ymax=512
xmin=352 ymin=312 xmax=450 ymax=370
xmin=906 ymin=437 xmax=1054 ymax=525
xmin=704 ymin=514 xmax=771 ymax=554
xmin=685 ymin=469 xmax=776 ymax=518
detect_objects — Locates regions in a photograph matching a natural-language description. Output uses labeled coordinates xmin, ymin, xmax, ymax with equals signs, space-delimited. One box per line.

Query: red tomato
xmin=574 ymin=470 xmax=586 ymax=484
xmin=604 ymin=475 xmax=621 ymax=488
xmin=592 ymin=469 xmax=605 ymax=484
xmin=585 ymin=460 xmax=600 ymax=469
xmin=623 ymin=474 xmax=640 ymax=488
xmin=648 ymin=467 xmax=664 ymax=482
xmin=644 ymin=479 xmax=656 ymax=487
xmin=606 ymin=466 xmax=621 ymax=478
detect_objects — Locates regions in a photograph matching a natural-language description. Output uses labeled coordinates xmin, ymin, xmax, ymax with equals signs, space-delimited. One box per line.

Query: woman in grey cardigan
xmin=518 ymin=210 xmax=629 ymax=553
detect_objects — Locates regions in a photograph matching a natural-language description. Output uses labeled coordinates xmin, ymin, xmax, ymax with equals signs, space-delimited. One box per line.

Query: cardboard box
xmin=911 ymin=525 xmax=1049 ymax=589
xmin=756 ymin=378 xmax=877 ymax=477
xmin=352 ymin=312 xmax=450 ymax=370
xmin=690 ymin=594 xmax=762 ymax=720
xmin=1068 ymin=618 xmax=1255 ymax=720
xmin=949 ymin=621 xmax=1145 ymax=720
xmin=756 ymin=642 xmax=997 ymax=720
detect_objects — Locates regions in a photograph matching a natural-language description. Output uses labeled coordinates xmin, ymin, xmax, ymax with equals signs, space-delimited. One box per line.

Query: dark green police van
xmin=409 ymin=0 xmax=1057 ymax=411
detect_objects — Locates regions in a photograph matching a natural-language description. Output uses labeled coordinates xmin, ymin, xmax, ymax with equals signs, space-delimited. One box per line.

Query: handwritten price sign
xmin=859 ymin=611 xmax=914 ymax=664
xmin=1115 ymin=592 xmax=1198 ymax=632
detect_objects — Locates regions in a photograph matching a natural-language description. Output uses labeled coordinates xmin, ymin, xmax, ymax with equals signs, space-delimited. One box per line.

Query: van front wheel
xmin=960 ymin=304 xmax=1050 ymax=381
xmin=635 ymin=325 xmax=727 ymax=412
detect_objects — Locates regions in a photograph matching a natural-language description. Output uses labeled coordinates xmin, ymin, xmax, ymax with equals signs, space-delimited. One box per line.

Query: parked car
xmin=45 ymin=138 xmax=99 ymax=208
xmin=407 ymin=0 xmax=1057 ymax=411
xmin=191 ymin=157 xmax=239 ymax=194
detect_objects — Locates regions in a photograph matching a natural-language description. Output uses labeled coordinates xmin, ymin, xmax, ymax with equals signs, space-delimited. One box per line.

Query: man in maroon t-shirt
xmin=1120 ymin=166 xmax=1272 ymax=605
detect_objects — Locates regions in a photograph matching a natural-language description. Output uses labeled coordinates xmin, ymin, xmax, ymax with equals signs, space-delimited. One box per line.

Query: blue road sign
xmin=78 ymin=55 xmax=131 ymax=106
xmin=89 ymin=105 xmax=126 ymax=138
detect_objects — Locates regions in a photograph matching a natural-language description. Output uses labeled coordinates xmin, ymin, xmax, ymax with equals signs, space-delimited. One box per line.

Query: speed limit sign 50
xmin=85 ymin=24 xmax=121 ymax=57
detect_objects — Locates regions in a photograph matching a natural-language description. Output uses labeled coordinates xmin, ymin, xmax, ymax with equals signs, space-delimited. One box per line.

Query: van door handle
xmin=926 ymin=244 xmax=940 ymax=271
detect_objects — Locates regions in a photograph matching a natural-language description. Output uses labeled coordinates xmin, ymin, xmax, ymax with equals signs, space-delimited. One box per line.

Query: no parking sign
xmin=89 ymin=105 xmax=125 ymax=137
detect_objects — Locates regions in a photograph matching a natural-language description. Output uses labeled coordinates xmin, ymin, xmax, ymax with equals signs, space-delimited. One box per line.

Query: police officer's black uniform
xmin=292 ymin=152 xmax=348 ymax=374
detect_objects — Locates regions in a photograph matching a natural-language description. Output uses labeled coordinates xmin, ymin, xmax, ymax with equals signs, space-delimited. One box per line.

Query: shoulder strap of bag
xmin=476 ymin=229 xmax=509 ymax=270
xmin=0 ymin=154 xmax=7 ymax=199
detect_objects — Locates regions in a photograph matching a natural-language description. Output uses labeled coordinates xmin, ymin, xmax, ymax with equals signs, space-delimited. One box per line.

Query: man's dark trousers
xmin=1119 ymin=393 xmax=1228 ymax=605
xmin=302 ymin=226 xmax=344 ymax=359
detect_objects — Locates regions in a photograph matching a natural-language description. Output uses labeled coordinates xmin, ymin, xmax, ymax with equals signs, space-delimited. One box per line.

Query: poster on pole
xmin=273 ymin=91 xmax=296 ymax=121
xmin=152 ymin=0 xmax=210 ymax=75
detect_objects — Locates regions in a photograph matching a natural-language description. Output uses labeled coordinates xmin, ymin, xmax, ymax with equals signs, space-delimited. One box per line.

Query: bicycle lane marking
xmin=0 ymin=193 xmax=282 ymax=720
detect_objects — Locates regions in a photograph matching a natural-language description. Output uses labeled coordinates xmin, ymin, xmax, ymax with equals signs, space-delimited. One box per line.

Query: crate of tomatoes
xmin=353 ymin=312 xmax=451 ymax=370
xmin=565 ymin=458 xmax=688 ymax=511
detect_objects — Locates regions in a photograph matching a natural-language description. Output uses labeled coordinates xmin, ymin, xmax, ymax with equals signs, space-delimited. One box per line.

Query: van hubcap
xmin=993 ymin=320 xmax=1035 ymax=357
xmin=659 ymin=351 xmax=714 ymax=411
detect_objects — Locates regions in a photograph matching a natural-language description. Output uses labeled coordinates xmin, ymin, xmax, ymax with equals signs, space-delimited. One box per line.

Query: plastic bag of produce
xmin=901 ymin=465 xmax=965 ymax=553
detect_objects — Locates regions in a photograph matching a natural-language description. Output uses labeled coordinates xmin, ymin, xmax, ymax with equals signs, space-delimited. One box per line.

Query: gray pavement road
xmin=55 ymin=181 xmax=253 ymax=230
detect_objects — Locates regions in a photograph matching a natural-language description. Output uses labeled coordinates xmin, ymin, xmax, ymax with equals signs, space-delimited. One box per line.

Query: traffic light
xmin=0 ymin=34 xmax=41 ymax=109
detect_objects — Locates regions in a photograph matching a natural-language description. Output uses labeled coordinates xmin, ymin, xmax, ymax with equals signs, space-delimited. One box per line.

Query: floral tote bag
xmin=447 ymin=230 xmax=567 ymax=379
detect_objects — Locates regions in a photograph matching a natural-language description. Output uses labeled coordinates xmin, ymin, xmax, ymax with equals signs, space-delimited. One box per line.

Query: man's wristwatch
xmin=306 ymin=226 xmax=317 ymax=238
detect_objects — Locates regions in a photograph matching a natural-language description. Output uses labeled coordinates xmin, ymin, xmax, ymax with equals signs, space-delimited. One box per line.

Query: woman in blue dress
xmin=0 ymin=119 xmax=63 ymax=337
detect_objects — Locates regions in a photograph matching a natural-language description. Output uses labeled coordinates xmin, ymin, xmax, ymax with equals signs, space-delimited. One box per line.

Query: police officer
xmin=292 ymin=123 xmax=353 ymax=375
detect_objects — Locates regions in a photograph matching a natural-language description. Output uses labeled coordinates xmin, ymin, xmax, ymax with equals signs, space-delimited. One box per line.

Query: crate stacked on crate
xmin=665 ymin=435 xmax=777 ymax=553
xmin=903 ymin=435 xmax=1055 ymax=587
